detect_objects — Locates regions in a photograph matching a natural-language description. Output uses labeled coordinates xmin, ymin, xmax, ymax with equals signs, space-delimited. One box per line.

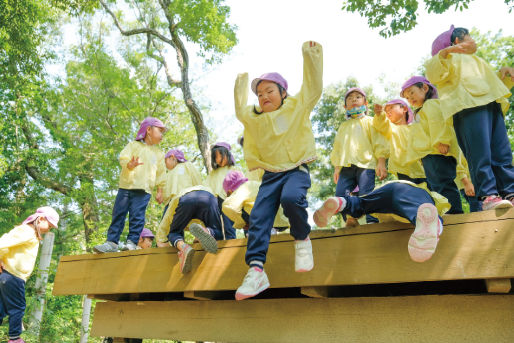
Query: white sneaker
xmin=313 ymin=197 xmax=346 ymax=227
xmin=235 ymin=267 xmax=270 ymax=300
xmin=295 ymin=238 xmax=314 ymax=272
xmin=408 ymin=203 xmax=442 ymax=263
xmin=93 ymin=241 xmax=118 ymax=253
xmin=120 ymin=240 xmax=137 ymax=251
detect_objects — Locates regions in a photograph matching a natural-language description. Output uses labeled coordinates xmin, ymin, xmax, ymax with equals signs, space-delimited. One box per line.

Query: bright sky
xmin=188 ymin=0 xmax=514 ymax=145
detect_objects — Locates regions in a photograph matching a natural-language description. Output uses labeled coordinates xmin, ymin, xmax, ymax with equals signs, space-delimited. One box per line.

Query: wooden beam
xmin=53 ymin=208 xmax=514 ymax=297
xmin=301 ymin=286 xmax=329 ymax=298
xmin=183 ymin=290 xmax=221 ymax=300
xmin=485 ymin=278 xmax=512 ymax=293
xmin=91 ymin=295 xmax=514 ymax=342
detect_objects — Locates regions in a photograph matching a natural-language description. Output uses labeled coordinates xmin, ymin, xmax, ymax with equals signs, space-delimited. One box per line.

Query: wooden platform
xmin=53 ymin=208 xmax=514 ymax=342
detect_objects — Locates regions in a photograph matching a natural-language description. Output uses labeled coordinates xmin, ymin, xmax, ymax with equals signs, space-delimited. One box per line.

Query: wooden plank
xmin=485 ymin=278 xmax=512 ymax=293
xmin=53 ymin=208 xmax=514 ymax=296
xmin=183 ymin=290 xmax=221 ymax=300
xmin=91 ymin=295 xmax=514 ymax=342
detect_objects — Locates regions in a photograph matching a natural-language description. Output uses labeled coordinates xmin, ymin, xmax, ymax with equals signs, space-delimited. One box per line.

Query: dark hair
xmin=238 ymin=136 xmax=244 ymax=147
xmin=451 ymin=27 xmax=469 ymax=44
xmin=253 ymin=81 xmax=288 ymax=114
xmin=412 ymin=82 xmax=435 ymax=113
xmin=211 ymin=145 xmax=235 ymax=169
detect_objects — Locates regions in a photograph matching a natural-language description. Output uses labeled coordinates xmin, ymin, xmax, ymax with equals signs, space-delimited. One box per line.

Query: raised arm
xmin=234 ymin=73 xmax=250 ymax=122
xmin=298 ymin=41 xmax=323 ymax=112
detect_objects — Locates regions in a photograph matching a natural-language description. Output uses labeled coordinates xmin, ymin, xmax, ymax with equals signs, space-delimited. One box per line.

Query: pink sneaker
xmin=482 ymin=195 xmax=513 ymax=211
xmin=313 ymin=197 xmax=346 ymax=227
xmin=189 ymin=223 xmax=218 ymax=254
xmin=408 ymin=203 xmax=442 ymax=263
xmin=178 ymin=244 xmax=195 ymax=274
xmin=235 ymin=267 xmax=270 ymax=300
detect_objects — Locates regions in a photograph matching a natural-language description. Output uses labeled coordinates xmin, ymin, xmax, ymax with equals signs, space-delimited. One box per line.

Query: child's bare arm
xmin=375 ymin=157 xmax=387 ymax=181
xmin=439 ymin=40 xmax=477 ymax=58
xmin=462 ymin=177 xmax=475 ymax=197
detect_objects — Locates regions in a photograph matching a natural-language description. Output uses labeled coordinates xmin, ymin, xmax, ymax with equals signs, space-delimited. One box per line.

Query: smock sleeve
xmin=372 ymin=112 xmax=393 ymax=140
xmin=234 ymin=73 xmax=250 ymax=123
xmin=297 ymin=41 xmax=323 ymax=114
xmin=222 ymin=192 xmax=248 ymax=230
xmin=425 ymin=53 xmax=452 ymax=85
xmin=118 ymin=141 xmax=134 ymax=169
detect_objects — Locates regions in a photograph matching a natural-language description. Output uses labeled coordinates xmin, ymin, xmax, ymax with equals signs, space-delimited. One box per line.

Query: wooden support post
xmin=301 ymin=286 xmax=330 ymax=298
xmin=485 ymin=278 xmax=512 ymax=293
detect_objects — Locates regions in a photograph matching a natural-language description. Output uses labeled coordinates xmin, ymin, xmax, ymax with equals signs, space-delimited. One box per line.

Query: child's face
xmin=215 ymin=150 xmax=228 ymax=167
xmin=138 ymin=237 xmax=153 ymax=249
xmin=345 ymin=91 xmax=367 ymax=110
xmin=403 ymin=84 xmax=428 ymax=108
xmin=257 ymin=81 xmax=285 ymax=113
xmin=145 ymin=126 xmax=165 ymax=145
xmin=455 ymin=34 xmax=474 ymax=45
xmin=165 ymin=156 xmax=178 ymax=170
xmin=385 ymin=104 xmax=407 ymax=125
xmin=37 ymin=217 xmax=54 ymax=234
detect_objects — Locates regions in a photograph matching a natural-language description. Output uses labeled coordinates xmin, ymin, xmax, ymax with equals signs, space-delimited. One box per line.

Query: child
xmin=94 ymin=117 xmax=167 ymax=253
xmin=331 ymin=87 xmax=389 ymax=226
xmin=425 ymin=25 xmax=514 ymax=210
xmin=137 ymin=228 xmax=155 ymax=249
xmin=162 ymin=148 xmax=203 ymax=214
xmin=222 ymin=170 xmax=290 ymax=237
xmin=373 ymin=99 xmax=427 ymax=184
xmin=233 ymin=41 xmax=322 ymax=300
xmin=204 ymin=142 xmax=237 ymax=240
xmin=156 ymin=185 xmax=223 ymax=274
xmin=401 ymin=76 xmax=464 ymax=214
xmin=0 ymin=206 xmax=59 ymax=343
xmin=314 ymin=181 xmax=450 ymax=262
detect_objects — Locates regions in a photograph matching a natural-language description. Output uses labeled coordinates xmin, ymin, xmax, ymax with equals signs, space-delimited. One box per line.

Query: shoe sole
xmin=181 ymin=248 xmax=195 ymax=274
xmin=295 ymin=241 xmax=314 ymax=272
xmin=483 ymin=200 xmax=513 ymax=211
xmin=93 ymin=246 xmax=117 ymax=254
xmin=313 ymin=197 xmax=339 ymax=227
xmin=235 ymin=281 xmax=270 ymax=301
xmin=190 ymin=223 xmax=218 ymax=254
xmin=408 ymin=203 xmax=440 ymax=263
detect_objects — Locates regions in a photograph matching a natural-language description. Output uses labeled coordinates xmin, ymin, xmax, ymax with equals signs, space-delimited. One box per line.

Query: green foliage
xmin=341 ymin=0 xmax=514 ymax=37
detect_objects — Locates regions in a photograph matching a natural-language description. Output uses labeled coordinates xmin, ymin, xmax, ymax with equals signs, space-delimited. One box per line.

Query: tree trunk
xmin=80 ymin=296 xmax=92 ymax=343
xmin=28 ymin=232 xmax=55 ymax=336
xmin=78 ymin=174 xmax=100 ymax=246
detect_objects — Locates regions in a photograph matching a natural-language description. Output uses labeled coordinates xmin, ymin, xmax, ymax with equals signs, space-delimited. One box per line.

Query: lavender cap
xmin=135 ymin=117 xmax=167 ymax=141
xmin=344 ymin=87 xmax=367 ymax=104
xmin=251 ymin=72 xmax=288 ymax=95
xmin=432 ymin=25 xmax=455 ymax=56
xmin=385 ymin=99 xmax=414 ymax=124
xmin=400 ymin=76 xmax=439 ymax=99
xmin=23 ymin=206 xmax=60 ymax=228
xmin=223 ymin=170 xmax=248 ymax=193
xmin=140 ymin=228 xmax=155 ymax=239
xmin=165 ymin=149 xmax=187 ymax=162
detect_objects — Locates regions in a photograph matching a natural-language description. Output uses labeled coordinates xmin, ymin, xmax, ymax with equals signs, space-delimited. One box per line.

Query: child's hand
xmin=500 ymin=67 xmax=514 ymax=81
xmin=156 ymin=188 xmax=163 ymax=204
xmin=0 ymin=260 xmax=4 ymax=273
xmin=333 ymin=169 xmax=340 ymax=184
xmin=462 ymin=177 xmax=475 ymax=197
xmin=437 ymin=143 xmax=449 ymax=155
xmin=376 ymin=157 xmax=387 ymax=180
xmin=127 ymin=156 xmax=143 ymax=170
xmin=309 ymin=41 xmax=318 ymax=47
xmin=374 ymin=104 xmax=383 ymax=116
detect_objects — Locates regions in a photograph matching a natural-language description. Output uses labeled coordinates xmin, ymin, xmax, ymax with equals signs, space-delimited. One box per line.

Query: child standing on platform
xmin=233 ymin=41 xmax=323 ymax=300
xmin=204 ymin=142 xmax=238 ymax=240
xmin=94 ymin=117 xmax=166 ymax=253
xmin=401 ymin=76 xmax=464 ymax=214
xmin=331 ymin=87 xmax=389 ymax=226
xmin=314 ymin=181 xmax=450 ymax=263
xmin=426 ymin=25 xmax=514 ymax=210
xmin=0 ymin=207 xmax=59 ymax=343
xmin=373 ymin=99 xmax=427 ymax=184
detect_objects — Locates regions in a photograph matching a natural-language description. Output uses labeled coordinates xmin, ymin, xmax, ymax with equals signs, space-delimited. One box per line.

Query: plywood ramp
xmin=91 ymin=295 xmax=514 ymax=343
xmin=53 ymin=208 xmax=514 ymax=297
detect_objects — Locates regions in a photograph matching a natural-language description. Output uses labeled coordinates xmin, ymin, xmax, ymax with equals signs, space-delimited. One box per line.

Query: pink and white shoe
xmin=295 ymin=238 xmax=313 ymax=272
xmin=178 ymin=244 xmax=195 ymax=274
xmin=8 ymin=339 xmax=25 ymax=343
xmin=408 ymin=203 xmax=442 ymax=263
xmin=313 ymin=197 xmax=346 ymax=227
xmin=235 ymin=267 xmax=270 ymax=300
xmin=482 ymin=195 xmax=513 ymax=211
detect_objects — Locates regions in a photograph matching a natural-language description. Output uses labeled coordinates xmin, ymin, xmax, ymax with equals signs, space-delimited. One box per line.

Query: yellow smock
xmin=118 ymin=141 xmax=166 ymax=194
xmin=204 ymin=165 xmax=237 ymax=200
xmin=162 ymin=161 xmax=203 ymax=205
xmin=234 ymin=41 xmax=323 ymax=172
xmin=0 ymin=224 xmax=40 ymax=281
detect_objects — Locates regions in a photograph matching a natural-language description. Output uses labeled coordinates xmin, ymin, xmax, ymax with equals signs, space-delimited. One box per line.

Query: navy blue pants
xmin=107 ymin=188 xmax=151 ymax=245
xmin=217 ymin=196 xmax=236 ymax=240
xmin=342 ymin=182 xmax=440 ymax=225
xmin=336 ymin=165 xmax=378 ymax=223
xmin=460 ymin=189 xmax=482 ymax=212
xmin=453 ymin=101 xmax=514 ymax=199
xmin=421 ymin=155 xmax=463 ymax=214
xmin=167 ymin=190 xmax=224 ymax=246
xmin=246 ymin=165 xmax=311 ymax=265
xmin=397 ymin=173 xmax=427 ymax=185
xmin=0 ymin=270 xmax=26 ymax=339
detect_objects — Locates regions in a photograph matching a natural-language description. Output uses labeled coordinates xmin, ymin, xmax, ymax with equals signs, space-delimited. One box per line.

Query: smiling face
xmin=344 ymin=91 xmax=367 ymax=110
xmin=385 ymin=103 xmax=408 ymax=125
xmin=403 ymin=84 xmax=429 ymax=108
xmin=165 ymin=155 xmax=178 ymax=170
xmin=257 ymin=80 xmax=286 ymax=113
xmin=138 ymin=237 xmax=153 ymax=249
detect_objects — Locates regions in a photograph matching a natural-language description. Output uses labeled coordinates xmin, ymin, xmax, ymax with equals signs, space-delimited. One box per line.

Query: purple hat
xmin=400 ymin=76 xmax=438 ymax=99
xmin=385 ymin=99 xmax=414 ymax=124
xmin=135 ymin=117 xmax=167 ymax=141
xmin=344 ymin=87 xmax=367 ymax=104
xmin=223 ymin=170 xmax=248 ymax=193
xmin=140 ymin=228 xmax=155 ymax=239
xmin=165 ymin=149 xmax=187 ymax=162
xmin=251 ymin=72 xmax=288 ymax=95
xmin=432 ymin=25 xmax=455 ymax=56
xmin=23 ymin=206 xmax=60 ymax=228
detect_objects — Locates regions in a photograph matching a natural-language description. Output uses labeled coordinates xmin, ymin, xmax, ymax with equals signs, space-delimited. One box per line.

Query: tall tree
xmin=99 ymin=0 xmax=238 ymax=172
